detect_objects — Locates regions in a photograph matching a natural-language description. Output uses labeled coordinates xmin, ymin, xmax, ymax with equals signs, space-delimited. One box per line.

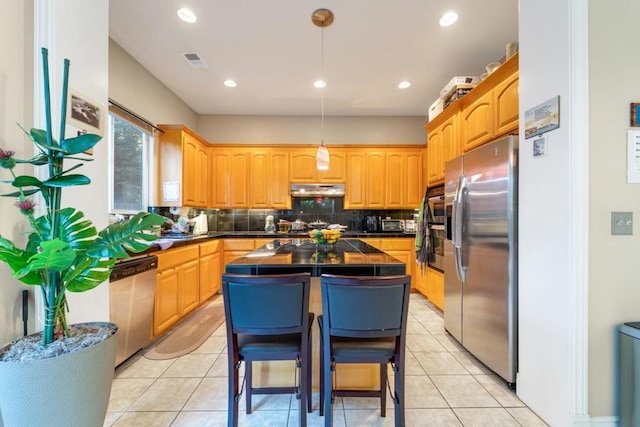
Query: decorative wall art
xmin=67 ymin=89 xmax=104 ymax=136
xmin=630 ymin=103 xmax=640 ymax=127
xmin=524 ymin=96 xmax=560 ymax=139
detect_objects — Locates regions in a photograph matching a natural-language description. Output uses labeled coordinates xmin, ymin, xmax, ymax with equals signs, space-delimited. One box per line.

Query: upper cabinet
xmin=157 ymin=125 xmax=209 ymax=208
xmin=345 ymin=147 xmax=423 ymax=209
xmin=425 ymin=53 xmax=519 ymax=185
xmin=290 ymin=148 xmax=346 ymax=183
xmin=210 ymin=147 xmax=291 ymax=209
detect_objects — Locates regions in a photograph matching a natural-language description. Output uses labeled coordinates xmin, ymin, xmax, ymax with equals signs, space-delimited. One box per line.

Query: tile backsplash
xmin=150 ymin=197 xmax=418 ymax=232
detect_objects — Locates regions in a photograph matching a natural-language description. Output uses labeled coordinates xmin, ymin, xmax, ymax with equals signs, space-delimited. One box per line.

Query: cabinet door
xmin=249 ymin=151 xmax=270 ymax=208
xmin=366 ymin=151 xmax=385 ymax=208
xmin=386 ymin=250 xmax=414 ymax=290
xmin=229 ymin=151 xmax=249 ymax=208
xmin=182 ymin=135 xmax=198 ymax=206
xmin=427 ymin=128 xmax=443 ymax=186
xmin=345 ymin=151 xmax=366 ymax=209
xmin=154 ymin=268 xmax=180 ymax=336
xmin=270 ymin=151 xmax=291 ymax=209
xmin=462 ymin=90 xmax=494 ymax=151
xmin=442 ymin=113 xmax=460 ymax=165
xmin=427 ymin=267 xmax=444 ymax=311
xmin=180 ymin=259 xmax=200 ymax=316
xmin=195 ymin=144 xmax=209 ymax=207
xmin=290 ymin=150 xmax=317 ymax=182
xmin=385 ymin=152 xmax=404 ymax=208
xmin=211 ymin=151 xmax=230 ymax=207
xmin=494 ymin=71 xmax=519 ymax=136
xmin=199 ymin=253 xmax=221 ymax=301
xmin=404 ymin=150 xmax=423 ymax=208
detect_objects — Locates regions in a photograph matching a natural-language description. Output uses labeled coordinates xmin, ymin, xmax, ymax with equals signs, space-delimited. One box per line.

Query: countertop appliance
xmin=109 ymin=255 xmax=158 ymax=366
xmin=444 ymin=134 xmax=518 ymax=384
xmin=381 ymin=219 xmax=404 ymax=232
xmin=363 ymin=215 xmax=381 ymax=232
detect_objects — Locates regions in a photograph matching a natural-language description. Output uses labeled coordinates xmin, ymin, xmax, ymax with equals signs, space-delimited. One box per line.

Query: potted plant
xmin=0 ymin=48 xmax=164 ymax=426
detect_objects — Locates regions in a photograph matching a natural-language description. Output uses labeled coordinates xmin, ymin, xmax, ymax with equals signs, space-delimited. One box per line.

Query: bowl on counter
xmin=309 ymin=228 xmax=341 ymax=245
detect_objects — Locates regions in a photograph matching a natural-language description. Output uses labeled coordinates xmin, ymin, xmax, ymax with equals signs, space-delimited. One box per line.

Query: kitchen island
xmin=225 ymin=238 xmax=406 ymax=276
xmin=225 ymin=238 xmax=407 ymax=393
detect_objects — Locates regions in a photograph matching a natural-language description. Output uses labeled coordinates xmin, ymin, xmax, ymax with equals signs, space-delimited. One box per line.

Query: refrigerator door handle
xmin=452 ymin=175 xmax=466 ymax=282
xmin=457 ymin=179 xmax=468 ymax=283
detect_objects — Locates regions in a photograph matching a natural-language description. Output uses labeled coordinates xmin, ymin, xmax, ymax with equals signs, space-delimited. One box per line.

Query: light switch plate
xmin=612 ymin=212 xmax=633 ymax=235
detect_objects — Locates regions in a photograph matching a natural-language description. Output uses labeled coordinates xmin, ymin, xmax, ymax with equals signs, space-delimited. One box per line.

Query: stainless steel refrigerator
xmin=443 ymin=134 xmax=518 ymax=385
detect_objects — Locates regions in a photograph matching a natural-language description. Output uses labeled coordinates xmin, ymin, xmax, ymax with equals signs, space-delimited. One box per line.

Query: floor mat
xmin=143 ymin=297 xmax=225 ymax=360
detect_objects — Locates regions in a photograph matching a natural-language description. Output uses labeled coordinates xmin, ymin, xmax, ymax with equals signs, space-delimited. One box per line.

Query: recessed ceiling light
xmin=177 ymin=8 xmax=197 ymax=23
xmin=223 ymin=79 xmax=237 ymax=88
xmin=314 ymin=80 xmax=327 ymax=89
xmin=398 ymin=81 xmax=412 ymax=89
xmin=439 ymin=11 xmax=458 ymax=27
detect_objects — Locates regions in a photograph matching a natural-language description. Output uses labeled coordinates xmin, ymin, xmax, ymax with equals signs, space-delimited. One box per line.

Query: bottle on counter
xmin=264 ymin=215 xmax=276 ymax=233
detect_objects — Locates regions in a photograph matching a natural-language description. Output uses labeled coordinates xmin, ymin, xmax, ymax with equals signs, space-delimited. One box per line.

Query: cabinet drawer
xmin=379 ymin=239 xmax=413 ymax=250
xmin=200 ymin=239 xmax=221 ymax=256
xmin=224 ymin=239 xmax=255 ymax=251
xmin=157 ymin=246 xmax=199 ymax=271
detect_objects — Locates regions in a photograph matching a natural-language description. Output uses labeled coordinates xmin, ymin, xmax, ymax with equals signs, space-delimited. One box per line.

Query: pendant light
xmin=312 ymin=8 xmax=334 ymax=171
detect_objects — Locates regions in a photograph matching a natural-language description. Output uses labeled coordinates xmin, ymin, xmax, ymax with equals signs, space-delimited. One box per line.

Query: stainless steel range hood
xmin=291 ymin=183 xmax=345 ymax=197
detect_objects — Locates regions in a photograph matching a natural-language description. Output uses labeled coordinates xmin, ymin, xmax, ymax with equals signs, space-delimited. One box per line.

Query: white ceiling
xmin=109 ymin=0 xmax=519 ymax=117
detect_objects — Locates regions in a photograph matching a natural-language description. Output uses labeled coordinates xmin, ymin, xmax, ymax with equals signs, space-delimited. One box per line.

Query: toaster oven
xmin=381 ymin=219 xmax=404 ymax=232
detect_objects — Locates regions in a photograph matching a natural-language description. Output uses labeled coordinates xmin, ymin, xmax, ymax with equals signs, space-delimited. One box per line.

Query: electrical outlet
xmin=612 ymin=212 xmax=633 ymax=235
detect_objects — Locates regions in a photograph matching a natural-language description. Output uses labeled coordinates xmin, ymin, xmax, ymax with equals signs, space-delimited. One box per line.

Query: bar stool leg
xmin=245 ymin=361 xmax=253 ymax=414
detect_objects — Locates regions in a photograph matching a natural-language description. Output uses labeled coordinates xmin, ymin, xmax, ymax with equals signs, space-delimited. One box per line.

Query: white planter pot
xmin=0 ymin=322 xmax=118 ymax=427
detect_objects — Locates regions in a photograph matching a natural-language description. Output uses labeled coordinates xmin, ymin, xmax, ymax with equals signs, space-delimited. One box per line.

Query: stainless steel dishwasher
xmin=109 ymin=255 xmax=158 ymax=366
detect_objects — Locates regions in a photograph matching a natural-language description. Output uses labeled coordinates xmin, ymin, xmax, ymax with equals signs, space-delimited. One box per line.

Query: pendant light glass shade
xmin=316 ymin=144 xmax=330 ymax=170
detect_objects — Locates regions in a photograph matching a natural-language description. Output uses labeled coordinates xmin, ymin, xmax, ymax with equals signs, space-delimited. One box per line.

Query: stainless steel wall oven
xmin=426 ymin=185 xmax=445 ymax=271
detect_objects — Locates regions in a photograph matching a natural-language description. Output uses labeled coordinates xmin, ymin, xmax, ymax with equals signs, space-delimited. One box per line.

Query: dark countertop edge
xmin=136 ymin=231 xmax=415 ymax=255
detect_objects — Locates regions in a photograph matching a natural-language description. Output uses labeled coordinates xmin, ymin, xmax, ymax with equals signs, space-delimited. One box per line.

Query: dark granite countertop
xmin=224 ymin=238 xmax=406 ymax=277
xmin=144 ymin=231 xmax=415 ymax=252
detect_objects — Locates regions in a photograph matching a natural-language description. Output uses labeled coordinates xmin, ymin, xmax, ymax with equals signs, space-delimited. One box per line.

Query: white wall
xmin=109 ymin=39 xmax=198 ymax=130
xmin=0 ymin=1 xmax=35 ymax=347
xmin=33 ymin=0 xmax=110 ymax=326
xmin=588 ymin=0 xmax=640 ymax=419
xmin=197 ymin=114 xmax=427 ymax=145
xmin=518 ymin=0 xmax=588 ymax=425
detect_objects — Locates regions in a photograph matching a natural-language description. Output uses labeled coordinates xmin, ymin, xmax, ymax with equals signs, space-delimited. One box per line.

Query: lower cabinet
xmin=199 ymin=240 xmax=222 ymax=301
xmin=361 ymin=238 xmax=416 ymax=290
xmin=154 ymin=246 xmax=200 ymax=336
xmin=426 ymin=267 xmax=444 ymax=311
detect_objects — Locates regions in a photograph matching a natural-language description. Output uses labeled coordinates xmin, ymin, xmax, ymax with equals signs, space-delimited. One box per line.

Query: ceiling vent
xmin=182 ymin=52 xmax=208 ymax=69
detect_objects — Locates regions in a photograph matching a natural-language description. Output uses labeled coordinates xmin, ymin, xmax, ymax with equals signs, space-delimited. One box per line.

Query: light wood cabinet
xmin=385 ymin=150 xmax=423 ymax=208
xmin=223 ymin=239 xmax=257 ymax=266
xmin=425 ymin=53 xmax=519 ymax=183
xmin=157 ymin=125 xmax=209 ymax=207
xmin=290 ymin=148 xmax=346 ymax=183
xmin=211 ymin=148 xmax=290 ymax=209
xmin=154 ymin=245 xmax=200 ymax=336
xmin=379 ymin=239 xmax=416 ymax=290
xmin=249 ymin=150 xmax=291 ymax=209
xmin=426 ymin=267 xmax=444 ymax=311
xmin=366 ymin=151 xmax=386 ymax=208
xmin=461 ymin=89 xmax=494 ymax=152
xmin=199 ymin=240 xmax=222 ymax=301
xmin=494 ymin=69 xmax=519 ymax=136
xmin=345 ymin=151 xmax=366 ymax=209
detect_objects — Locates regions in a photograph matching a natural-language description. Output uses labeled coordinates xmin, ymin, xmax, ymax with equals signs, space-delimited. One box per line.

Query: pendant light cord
xmin=321 ymin=23 xmax=325 ymax=147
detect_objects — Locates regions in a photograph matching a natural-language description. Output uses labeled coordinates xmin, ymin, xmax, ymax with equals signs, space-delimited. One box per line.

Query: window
xmin=108 ymin=112 xmax=153 ymax=213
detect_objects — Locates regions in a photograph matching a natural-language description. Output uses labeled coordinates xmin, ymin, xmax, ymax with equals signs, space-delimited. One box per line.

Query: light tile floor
xmin=105 ymin=293 xmax=548 ymax=426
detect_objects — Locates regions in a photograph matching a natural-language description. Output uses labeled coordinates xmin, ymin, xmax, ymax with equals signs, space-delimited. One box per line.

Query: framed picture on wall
xmin=630 ymin=103 xmax=640 ymax=127
xmin=67 ymin=89 xmax=104 ymax=136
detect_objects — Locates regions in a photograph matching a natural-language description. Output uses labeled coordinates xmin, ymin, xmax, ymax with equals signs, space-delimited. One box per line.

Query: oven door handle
xmin=430 ymin=224 xmax=445 ymax=231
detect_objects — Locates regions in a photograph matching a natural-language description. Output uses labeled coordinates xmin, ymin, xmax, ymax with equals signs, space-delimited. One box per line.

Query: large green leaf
xmin=86 ymin=212 xmax=164 ymax=259
xmin=64 ymin=256 xmax=115 ymax=292
xmin=14 ymin=239 xmax=75 ymax=278
xmin=12 ymin=175 xmax=43 ymax=188
xmin=60 ymin=133 xmax=101 ymax=155
xmin=29 ymin=128 xmax=63 ymax=152
xmin=0 ymin=235 xmax=41 ymax=285
xmin=33 ymin=208 xmax=98 ymax=252
xmin=1 ymin=188 xmax=40 ymax=198
xmin=42 ymin=174 xmax=90 ymax=188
